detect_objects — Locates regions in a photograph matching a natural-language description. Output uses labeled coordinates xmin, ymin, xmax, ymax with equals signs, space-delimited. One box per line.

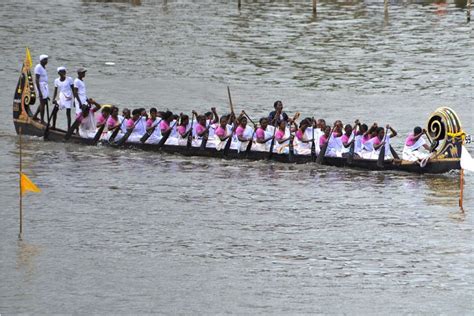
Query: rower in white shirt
xmin=33 ymin=54 xmax=49 ymax=123
xmin=52 ymin=66 xmax=74 ymax=130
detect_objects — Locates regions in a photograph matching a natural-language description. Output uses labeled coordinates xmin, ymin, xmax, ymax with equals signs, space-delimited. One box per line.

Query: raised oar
xmin=223 ymin=87 xmax=237 ymax=156
xmin=140 ymin=119 xmax=162 ymax=144
xmin=242 ymin=111 xmax=256 ymax=126
xmin=187 ymin=112 xmax=195 ymax=149
xmin=316 ymin=126 xmax=335 ymax=165
xmin=114 ymin=115 xmax=143 ymax=146
xmin=311 ymin=117 xmax=316 ymax=162
xmin=108 ymin=118 xmax=126 ymax=143
xmin=377 ymin=127 xmax=390 ymax=168
xmin=43 ymin=103 xmax=59 ymax=140
xmin=227 ymin=86 xmax=235 ymax=116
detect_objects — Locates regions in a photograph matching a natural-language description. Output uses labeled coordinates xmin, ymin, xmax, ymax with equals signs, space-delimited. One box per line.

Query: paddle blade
xmin=377 ymin=146 xmax=385 ymax=168
xmin=115 ymin=129 xmax=132 ymax=146
xmin=65 ymin=119 xmax=80 ymax=140
xmin=92 ymin=124 xmax=106 ymax=144
xmin=390 ymin=145 xmax=400 ymax=160
xmin=316 ymin=144 xmax=328 ymax=164
xmin=199 ymin=135 xmax=208 ymax=151
xmin=347 ymin=142 xmax=355 ymax=164
xmin=43 ymin=106 xmax=59 ymax=140
xmin=157 ymin=130 xmax=171 ymax=148
xmin=140 ymin=129 xmax=153 ymax=143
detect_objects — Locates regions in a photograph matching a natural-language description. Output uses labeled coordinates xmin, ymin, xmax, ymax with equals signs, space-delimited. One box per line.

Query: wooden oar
xmin=242 ymin=111 xmax=256 ymax=126
xmin=311 ymin=117 xmax=316 ymax=162
xmin=347 ymin=124 xmax=358 ymax=164
xmin=157 ymin=120 xmax=178 ymax=149
xmin=223 ymin=122 xmax=238 ymax=156
xmin=187 ymin=112 xmax=195 ymax=149
xmin=114 ymin=115 xmax=143 ymax=146
xmin=316 ymin=126 xmax=335 ymax=165
xmin=245 ymin=122 xmax=258 ymax=155
xmin=108 ymin=118 xmax=126 ymax=143
xmin=199 ymin=124 xmax=210 ymax=151
xmin=223 ymin=87 xmax=237 ymax=156
xmin=390 ymin=145 xmax=400 ymax=160
xmin=377 ymin=127 xmax=390 ymax=168
xmin=288 ymin=134 xmax=295 ymax=162
xmin=286 ymin=113 xmax=300 ymax=162
xmin=140 ymin=119 xmax=162 ymax=144
xmin=91 ymin=116 xmax=108 ymax=145
xmin=227 ymin=86 xmax=235 ymax=115
xmin=43 ymin=104 xmax=59 ymax=140
xmin=64 ymin=118 xmax=81 ymax=140
xmin=267 ymin=111 xmax=280 ymax=160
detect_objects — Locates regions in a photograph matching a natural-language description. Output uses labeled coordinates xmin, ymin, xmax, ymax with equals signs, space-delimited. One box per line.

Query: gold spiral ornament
xmin=426 ymin=107 xmax=463 ymax=158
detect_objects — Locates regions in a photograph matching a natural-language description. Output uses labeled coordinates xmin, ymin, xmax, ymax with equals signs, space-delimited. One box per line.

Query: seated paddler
xmin=76 ymin=101 xmax=101 ymax=138
xmin=252 ymin=117 xmax=274 ymax=152
xmin=294 ymin=119 xmax=312 ymax=155
xmin=402 ymin=126 xmax=431 ymax=162
xmin=360 ymin=124 xmax=397 ymax=160
xmin=144 ymin=108 xmax=163 ymax=143
xmin=125 ymin=108 xmax=147 ymax=143
xmin=214 ymin=115 xmax=232 ymax=150
xmin=235 ymin=115 xmax=254 ymax=152
xmin=274 ymin=119 xmax=294 ymax=154
xmin=176 ymin=114 xmax=192 ymax=146
xmin=104 ymin=106 xmax=122 ymax=141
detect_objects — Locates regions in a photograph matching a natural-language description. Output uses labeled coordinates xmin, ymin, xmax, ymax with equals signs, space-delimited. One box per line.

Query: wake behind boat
xmin=12 ymin=49 xmax=467 ymax=174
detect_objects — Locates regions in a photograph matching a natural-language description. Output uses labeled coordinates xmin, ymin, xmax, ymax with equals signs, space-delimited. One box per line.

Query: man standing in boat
xmin=74 ymin=67 xmax=89 ymax=115
xmin=52 ymin=66 xmax=74 ymax=130
xmin=268 ymin=100 xmax=289 ymax=125
xmin=33 ymin=54 xmax=49 ymax=123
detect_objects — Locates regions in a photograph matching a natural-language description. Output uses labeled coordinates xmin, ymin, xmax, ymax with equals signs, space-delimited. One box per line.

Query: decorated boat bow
xmin=13 ymin=48 xmax=36 ymax=122
xmin=426 ymin=107 xmax=465 ymax=159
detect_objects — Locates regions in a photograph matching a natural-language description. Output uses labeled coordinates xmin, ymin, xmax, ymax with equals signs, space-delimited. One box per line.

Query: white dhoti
xmin=58 ymin=92 xmax=73 ymax=109
xmin=402 ymin=137 xmax=429 ymax=161
xmin=39 ymin=82 xmax=49 ymax=99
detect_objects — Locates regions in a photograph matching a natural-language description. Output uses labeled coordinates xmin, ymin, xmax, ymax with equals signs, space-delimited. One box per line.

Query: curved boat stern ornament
xmin=426 ymin=107 xmax=465 ymax=159
xmin=13 ymin=48 xmax=36 ymax=122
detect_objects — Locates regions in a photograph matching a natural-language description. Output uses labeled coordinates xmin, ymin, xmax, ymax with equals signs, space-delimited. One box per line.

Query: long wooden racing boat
xmin=12 ymin=49 xmax=465 ymax=174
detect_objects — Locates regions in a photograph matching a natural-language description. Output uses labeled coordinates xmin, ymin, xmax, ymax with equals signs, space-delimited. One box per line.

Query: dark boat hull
xmin=14 ymin=118 xmax=460 ymax=174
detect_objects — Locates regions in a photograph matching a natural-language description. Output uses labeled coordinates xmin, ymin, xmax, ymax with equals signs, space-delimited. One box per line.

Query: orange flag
xmin=20 ymin=172 xmax=41 ymax=196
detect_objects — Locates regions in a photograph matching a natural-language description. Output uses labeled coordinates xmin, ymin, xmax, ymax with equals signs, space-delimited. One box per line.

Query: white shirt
xmin=74 ymin=78 xmax=87 ymax=105
xmin=54 ymin=77 xmax=74 ymax=98
xmin=34 ymin=64 xmax=48 ymax=83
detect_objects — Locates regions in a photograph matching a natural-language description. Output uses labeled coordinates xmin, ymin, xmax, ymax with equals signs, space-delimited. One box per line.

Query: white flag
xmin=461 ymin=146 xmax=474 ymax=172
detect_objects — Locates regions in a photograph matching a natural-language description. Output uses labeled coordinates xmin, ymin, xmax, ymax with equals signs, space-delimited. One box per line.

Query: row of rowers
xmin=76 ymin=100 xmax=431 ymax=162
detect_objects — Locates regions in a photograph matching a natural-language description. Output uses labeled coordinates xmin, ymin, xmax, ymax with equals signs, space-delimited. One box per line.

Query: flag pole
xmin=19 ymin=126 xmax=23 ymax=240
xmin=459 ymin=168 xmax=464 ymax=212
xmin=459 ymin=136 xmax=465 ymax=212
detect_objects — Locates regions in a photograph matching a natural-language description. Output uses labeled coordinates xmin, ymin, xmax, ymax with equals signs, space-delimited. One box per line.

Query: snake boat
xmin=12 ymin=51 xmax=465 ymax=174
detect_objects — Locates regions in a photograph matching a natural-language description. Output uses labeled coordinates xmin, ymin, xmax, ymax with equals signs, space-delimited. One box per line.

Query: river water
xmin=0 ymin=0 xmax=473 ymax=314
